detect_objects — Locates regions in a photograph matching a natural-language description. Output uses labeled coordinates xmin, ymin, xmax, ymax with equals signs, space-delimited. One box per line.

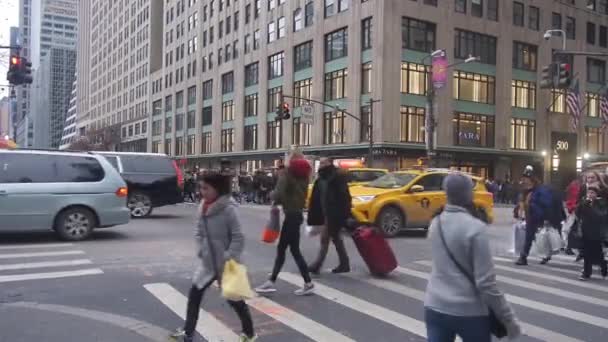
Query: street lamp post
xmin=422 ymin=51 xmax=478 ymax=167
xmin=544 ymin=29 xmax=567 ymax=51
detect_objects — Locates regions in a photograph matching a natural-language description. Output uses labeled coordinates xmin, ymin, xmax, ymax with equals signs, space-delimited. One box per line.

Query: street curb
xmin=4 ymin=301 xmax=171 ymax=341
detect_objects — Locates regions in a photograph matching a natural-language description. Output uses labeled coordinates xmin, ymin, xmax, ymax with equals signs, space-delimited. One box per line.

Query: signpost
xmin=300 ymin=104 xmax=315 ymax=125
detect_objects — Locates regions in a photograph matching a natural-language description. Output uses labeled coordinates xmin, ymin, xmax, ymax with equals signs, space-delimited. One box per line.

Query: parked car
xmin=94 ymin=152 xmax=184 ymax=217
xmin=350 ymin=169 xmax=494 ymax=237
xmin=0 ymin=149 xmax=130 ymax=241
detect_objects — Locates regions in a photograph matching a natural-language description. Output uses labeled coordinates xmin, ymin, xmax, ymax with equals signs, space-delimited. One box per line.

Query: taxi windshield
xmin=367 ymin=173 xmax=417 ymax=189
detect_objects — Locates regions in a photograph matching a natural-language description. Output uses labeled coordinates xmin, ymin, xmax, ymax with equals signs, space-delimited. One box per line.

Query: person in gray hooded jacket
xmin=424 ymin=173 xmax=521 ymax=342
xmin=171 ymin=172 xmax=256 ymax=342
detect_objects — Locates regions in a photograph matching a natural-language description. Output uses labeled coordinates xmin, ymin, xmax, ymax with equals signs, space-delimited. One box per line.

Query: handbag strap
xmin=436 ymin=215 xmax=477 ymax=289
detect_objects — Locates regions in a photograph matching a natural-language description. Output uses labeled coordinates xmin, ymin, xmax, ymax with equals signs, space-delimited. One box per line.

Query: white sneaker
xmin=255 ymin=280 xmax=277 ymax=293
xmin=294 ymin=282 xmax=315 ymax=296
xmin=240 ymin=334 xmax=258 ymax=341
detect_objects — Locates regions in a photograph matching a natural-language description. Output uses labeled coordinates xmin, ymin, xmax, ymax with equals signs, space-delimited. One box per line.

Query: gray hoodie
xmin=192 ymin=195 xmax=245 ymax=289
xmin=424 ymin=205 xmax=519 ymax=333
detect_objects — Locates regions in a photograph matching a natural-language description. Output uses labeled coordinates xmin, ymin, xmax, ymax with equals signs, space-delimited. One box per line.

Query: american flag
xmin=566 ymin=79 xmax=582 ymax=131
xmin=600 ymin=87 xmax=608 ymax=130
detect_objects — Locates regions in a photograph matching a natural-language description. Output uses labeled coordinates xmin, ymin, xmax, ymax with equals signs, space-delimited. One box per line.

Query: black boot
xmin=565 ymin=248 xmax=575 ymax=255
xmin=540 ymin=256 xmax=551 ymax=265
xmin=515 ymin=256 xmax=528 ymax=266
xmin=331 ymin=264 xmax=351 ymax=274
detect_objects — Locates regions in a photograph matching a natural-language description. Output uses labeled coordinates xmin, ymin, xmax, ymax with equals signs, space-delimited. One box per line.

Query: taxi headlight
xmin=354 ymin=195 xmax=376 ymax=203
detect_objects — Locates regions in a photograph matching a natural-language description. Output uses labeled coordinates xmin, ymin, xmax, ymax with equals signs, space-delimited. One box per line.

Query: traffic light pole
xmin=280 ymin=94 xmax=378 ymax=166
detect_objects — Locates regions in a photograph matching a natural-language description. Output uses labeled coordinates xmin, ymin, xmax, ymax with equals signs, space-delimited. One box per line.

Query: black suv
xmin=96 ymin=152 xmax=184 ymax=217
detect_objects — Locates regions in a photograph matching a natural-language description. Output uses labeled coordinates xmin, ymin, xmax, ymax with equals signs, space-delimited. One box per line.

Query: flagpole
xmin=545 ymin=72 xmax=580 ymax=112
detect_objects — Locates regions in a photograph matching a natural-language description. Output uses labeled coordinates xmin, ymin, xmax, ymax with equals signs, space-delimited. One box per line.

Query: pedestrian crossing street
xmin=145 ymin=253 xmax=608 ymax=342
xmin=0 ymin=243 xmax=103 ymax=284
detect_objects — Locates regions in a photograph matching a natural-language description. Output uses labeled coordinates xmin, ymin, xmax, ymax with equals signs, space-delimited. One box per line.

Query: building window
xmin=325 ymin=27 xmax=348 ymax=61
xmin=267 ymin=121 xmax=282 ymax=149
xmin=165 ymin=117 xmax=173 ymax=133
xmin=510 ymin=119 xmax=536 ymax=150
xmin=175 ymin=114 xmax=185 ymax=131
xmin=222 ymin=100 xmax=235 ymax=121
xmin=245 ymin=62 xmax=259 ymax=86
xmin=400 ymin=106 xmax=425 ymax=143
xmin=324 ymin=0 xmax=348 ymax=17
xmin=152 ymin=141 xmax=161 ymax=153
xmin=305 ymin=1 xmax=314 ymax=27
xmin=165 ymin=95 xmax=173 ymax=112
xmin=293 ymin=78 xmax=312 ymax=107
xmin=187 ymin=110 xmax=196 ymax=129
xmin=152 ymin=120 xmax=162 ymax=136
xmin=202 ymin=80 xmax=213 ymax=100
xmin=361 ymin=63 xmax=372 ymax=94
xmin=176 ymin=91 xmax=184 ymax=110
xmin=566 ymin=16 xmax=576 ymax=39
xmin=244 ymin=125 xmax=258 ymax=150
xmin=254 ymin=30 xmax=260 ymax=50
xmin=487 ymin=0 xmax=498 ymax=21
xmin=600 ymin=25 xmax=608 ymax=48
xmin=293 ymin=118 xmax=312 ymax=146
xmin=588 ymin=58 xmax=606 ymax=84
xmin=550 ymin=89 xmax=568 ymax=113
xmin=400 ymin=62 xmax=429 ymax=95
xmin=529 ymin=6 xmax=539 ymax=31
xmin=513 ymin=42 xmax=537 ymax=71
xmin=221 ymin=128 xmax=235 ymax=152
xmin=455 ymin=0 xmax=466 ymax=13
xmin=324 ymin=69 xmax=348 ymax=101
xmin=362 ymin=17 xmax=372 ymax=50
xmin=187 ymin=135 xmax=196 ymax=155
xmin=360 ymin=106 xmax=372 ymax=142
xmin=588 ymin=22 xmax=597 ymax=45
xmin=268 ymin=86 xmax=283 ymax=112
xmin=453 ymin=112 xmax=495 ymax=148
xmin=175 ymin=137 xmax=184 ymax=156
xmin=294 ymin=41 xmax=313 ymax=71
xmin=588 ymin=0 xmax=597 ymax=10
xmin=201 ymin=132 xmax=212 ymax=153
xmin=471 ymin=0 xmax=483 ymax=17
xmin=402 ymin=17 xmax=436 ymax=53
xmin=278 ymin=16 xmax=286 ymax=38
xmin=202 ymin=106 xmax=213 ymax=125
xmin=454 ymin=29 xmax=497 ymax=64
xmin=221 ymin=72 xmax=234 ymax=94
xmin=268 ymin=51 xmax=284 ymax=79
xmin=511 ymin=80 xmax=536 ymax=110
xmin=586 ymin=127 xmax=605 ymax=154
xmin=255 ymin=0 xmax=261 ymax=18
xmin=268 ymin=21 xmax=276 ymax=43
xmin=587 ymin=92 xmax=600 ymax=117
xmin=424 ymin=0 xmax=437 ymax=5
xmin=322 ymin=111 xmax=345 ymax=145
xmin=188 ymin=86 xmax=197 ymax=105
xmin=245 ymin=94 xmax=258 ymax=117
xmin=453 ymin=71 xmax=496 ymax=104
xmin=165 ymin=139 xmax=172 ymax=155
xmin=513 ymin=2 xmax=524 ymax=27
xmin=552 ymin=12 xmax=562 ymax=29
xmin=294 ymin=8 xmax=304 ymax=32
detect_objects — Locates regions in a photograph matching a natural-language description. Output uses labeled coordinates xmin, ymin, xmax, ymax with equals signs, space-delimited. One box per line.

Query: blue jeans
xmin=425 ymin=308 xmax=491 ymax=342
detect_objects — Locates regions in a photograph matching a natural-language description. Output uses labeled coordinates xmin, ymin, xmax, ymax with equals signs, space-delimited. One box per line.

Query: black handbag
xmin=436 ymin=216 xmax=508 ymax=338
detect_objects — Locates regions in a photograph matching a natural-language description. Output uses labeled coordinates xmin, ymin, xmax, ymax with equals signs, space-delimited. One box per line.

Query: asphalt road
xmin=1 ymin=204 xmax=607 ymax=342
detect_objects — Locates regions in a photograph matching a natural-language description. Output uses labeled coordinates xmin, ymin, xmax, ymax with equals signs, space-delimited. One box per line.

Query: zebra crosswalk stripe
xmin=0 ymin=243 xmax=74 ymax=250
xmin=0 ymin=250 xmax=85 ymax=259
xmin=416 ymin=260 xmax=608 ymax=308
xmin=0 ymin=268 xmax=104 ymax=283
xmin=144 ymin=283 xmax=239 ymax=342
xmin=351 ymin=273 xmax=583 ymax=342
xmin=278 ymin=272 xmax=428 ymax=338
xmin=400 ymin=265 xmax=608 ymax=330
xmin=0 ymin=259 xmax=93 ymax=272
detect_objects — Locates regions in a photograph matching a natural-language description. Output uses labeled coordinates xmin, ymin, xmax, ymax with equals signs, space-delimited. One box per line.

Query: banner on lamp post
xmin=431 ymin=50 xmax=448 ymax=90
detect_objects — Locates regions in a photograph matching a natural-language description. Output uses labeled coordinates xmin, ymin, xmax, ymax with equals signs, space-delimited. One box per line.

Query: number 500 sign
xmin=555 ymin=140 xmax=569 ymax=151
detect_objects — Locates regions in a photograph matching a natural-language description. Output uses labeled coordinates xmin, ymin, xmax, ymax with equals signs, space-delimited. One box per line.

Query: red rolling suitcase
xmin=352 ymin=226 xmax=398 ymax=276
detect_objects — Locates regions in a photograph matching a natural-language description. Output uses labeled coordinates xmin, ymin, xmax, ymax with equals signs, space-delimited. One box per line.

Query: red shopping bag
xmin=261 ymin=206 xmax=281 ymax=243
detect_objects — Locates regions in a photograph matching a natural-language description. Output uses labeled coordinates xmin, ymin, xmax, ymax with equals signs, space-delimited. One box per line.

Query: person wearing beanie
xmin=255 ymin=152 xmax=315 ymax=296
xmin=424 ymin=173 xmax=521 ymax=342
xmin=575 ymin=186 xmax=608 ymax=280
xmin=515 ymin=165 xmax=564 ymax=266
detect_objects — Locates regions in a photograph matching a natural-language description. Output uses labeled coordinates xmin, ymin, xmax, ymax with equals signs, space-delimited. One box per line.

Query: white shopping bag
xmin=512 ymin=221 xmax=526 ymax=255
xmin=305 ymin=225 xmax=325 ymax=237
xmin=547 ymin=227 xmax=563 ymax=253
xmin=562 ymin=214 xmax=576 ymax=243
xmin=533 ymin=227 xmax=551 ymax=257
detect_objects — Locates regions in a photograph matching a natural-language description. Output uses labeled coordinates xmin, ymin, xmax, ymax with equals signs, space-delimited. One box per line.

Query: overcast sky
xmin=0 ymin=0 xmax=20 ymax=99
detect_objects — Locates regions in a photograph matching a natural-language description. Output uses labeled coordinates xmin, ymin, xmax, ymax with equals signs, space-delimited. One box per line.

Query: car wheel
xmin=128 ymin=192 xmax=153 ymax=218
xmin=54 ymin=207 xmax=95 ymax=241
xmin=377 ymin=206 xmax=404 ymax=238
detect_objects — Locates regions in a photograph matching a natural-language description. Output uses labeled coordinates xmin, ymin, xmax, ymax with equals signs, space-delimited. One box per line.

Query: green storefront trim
xmin=268 ymin=77 xmax=283 ymax=89
xmin=294 ymin=68 xmax=313 ymax=81
xmin=512 ymin=69 xmax=537 ymax=82
xmin=222 ymin=93 xmax=234 ymax=102
xmin=202 ymin=125 xmax=213 ymax=133
xmin=203 ymin=99 xmax=213 ymax=107
xmin=244 ymin=116 xmax=258 ymax=125
xmin=362 ymin=50 xmax=372 ymax=63
xmin=401 ymin=94 xmax=427 ymax=108
xmin=584 ymin=116 xmax=602 ymax=127
xmin=586 ymin=83 xmax=603 ymax=93
xmin=511 ymin=107 xmax=537 ymax=120
xmin=453 ymin=100 xmax=496 ymax=115
xmin=245 ymin=85 xmax=258 ymax=95
xmin=221 ymin=121 xmax=235 ymax=129
xmin=325 ymin=58 xmax=348 ymax=73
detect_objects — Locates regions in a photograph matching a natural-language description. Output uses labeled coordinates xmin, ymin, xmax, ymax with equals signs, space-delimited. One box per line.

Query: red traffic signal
xmin=10 ymin=56 xmax=20 ymax=66
xmin=275 ymin=102 xmax=291 ymax=121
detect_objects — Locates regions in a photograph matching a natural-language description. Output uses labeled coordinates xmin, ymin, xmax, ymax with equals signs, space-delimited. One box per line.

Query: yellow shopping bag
xmin=221 ymin=259 xmax=254 ymax=301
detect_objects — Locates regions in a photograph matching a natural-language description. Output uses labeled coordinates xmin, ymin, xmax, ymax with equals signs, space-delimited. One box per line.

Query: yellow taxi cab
xmin=350 ymin=169 xmax=494 ymax=237
xmin=305 ymin=167 xmax=388 ymax=209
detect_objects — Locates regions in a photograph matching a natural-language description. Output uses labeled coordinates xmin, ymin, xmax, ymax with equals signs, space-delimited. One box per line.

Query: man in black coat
xmin=307 ymin=158 xmax=351 ymax=274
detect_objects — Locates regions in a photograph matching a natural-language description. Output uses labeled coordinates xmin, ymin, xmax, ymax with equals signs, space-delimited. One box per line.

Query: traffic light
xmin=6 ymin=54 xmax=33 ymax=86
xmin=275 ymin=102 xmax=291 ymax=121
xmin=554 ymin=63 xmax=571 ymax=89
xmin=540 ymin=63 xmax=557 ymax=89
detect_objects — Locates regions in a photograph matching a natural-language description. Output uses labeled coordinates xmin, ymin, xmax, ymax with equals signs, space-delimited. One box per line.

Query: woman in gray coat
xmin=172 ymin=172 xmax=256 ymax=342
xmin=425 ymin=173 xmax=521 ymax=341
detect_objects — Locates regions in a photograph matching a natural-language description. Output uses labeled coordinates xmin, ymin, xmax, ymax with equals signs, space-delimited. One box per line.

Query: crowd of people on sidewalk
xmin=170 ymin=154 xmax=606 ymax=342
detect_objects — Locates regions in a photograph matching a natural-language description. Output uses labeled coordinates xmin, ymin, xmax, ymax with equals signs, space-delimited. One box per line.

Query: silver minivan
xmin=0 ymin=149 xmax=131 ymax=241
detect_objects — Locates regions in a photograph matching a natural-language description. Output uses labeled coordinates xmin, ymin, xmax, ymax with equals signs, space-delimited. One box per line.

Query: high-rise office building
xmin=59 ymin=77 xmax=78 ymax=149
xmin=151 ymin=0 xmax=608 ymax=180
xmin=77 ymin=0 xmax=163 ymax=152
xmin=14 ymin=0 xmax=33 ymax=147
